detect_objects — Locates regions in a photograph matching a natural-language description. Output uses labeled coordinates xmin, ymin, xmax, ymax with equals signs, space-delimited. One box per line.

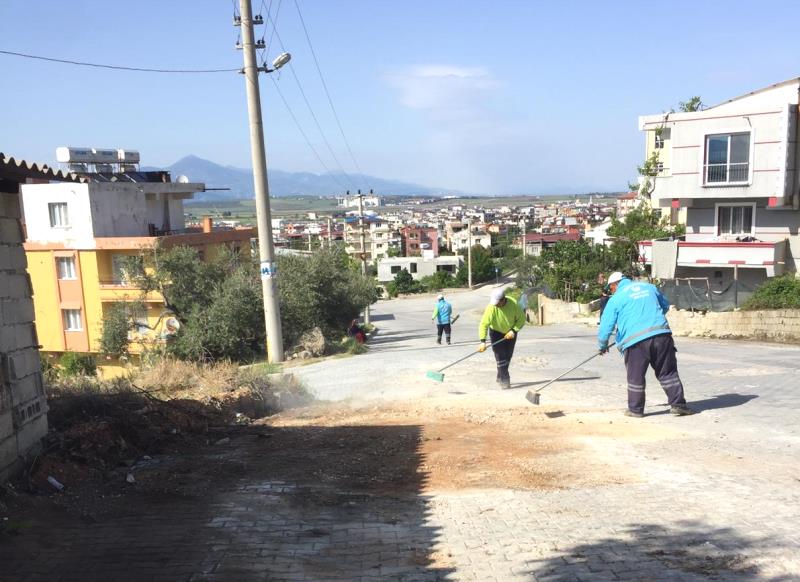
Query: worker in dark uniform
xmin=598 ymin=272 xmax=696 ymax=418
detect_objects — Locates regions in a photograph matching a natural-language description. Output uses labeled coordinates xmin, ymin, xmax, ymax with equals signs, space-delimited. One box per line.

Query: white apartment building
xmin=377 ymin=255 xmax=463 ymax=283
xmin=637 ymin=78 xmax=800 ymax=289
xmin=449 ymin=228 xmax=492 ymax=252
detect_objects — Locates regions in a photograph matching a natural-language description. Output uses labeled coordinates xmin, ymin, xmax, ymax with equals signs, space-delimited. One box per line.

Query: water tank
xmin=55 ymin=146 xmax=119 ymax=164
xmin=117 ymin=149 xmax=140 ymax=163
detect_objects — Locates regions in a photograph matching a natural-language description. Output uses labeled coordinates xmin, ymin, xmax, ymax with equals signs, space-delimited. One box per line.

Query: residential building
xmin=585 ymin=218 xmax=614 ymax=246
xmin=616 ymin=192 xmax=639 ymax=218
xmin=401 ymin=226 xmax=439 ymax=257
xmin=21 ymin=150 xmax=255 ymax=377
xmin=449 ymin=227 xmax=491 ymax=252
xmin=1 ymin=152 xmax=67 ymax=481
xmin=343 ymin=216 xmax=400 ymax=262
xmin=377 ymin=255 xmax=462 ymax=283
xmin=337 ymin=192 xmax=382 ymax=208
xmin=637 ymin=78 xmax=800 ymax=289
xmin=515 ymin=232 xmax=581 ymax=256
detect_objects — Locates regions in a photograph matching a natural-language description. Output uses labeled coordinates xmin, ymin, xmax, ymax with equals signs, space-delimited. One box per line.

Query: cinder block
xmin=15 ymin=414 xmax=47 ymax=454
xmin=0 ymin=193 xmax=21 ymax=219
xmin=0 ymin=411 xmax=13 ymax=441
xmin=8 ymin=245 xmax=27 ymax=271
xmin=12 ymin=374 xmax=44 ymax=403
xmin=0 ymin=217 xmax=23 ymax=244
xmin=0 ymin=323 xmax=37 ymax=352
xmin=0 ymin=433 xmax=20 ymax=479
xmin=0 ymin=274 xmax=30 ymax=298
xmin=9 ymin=349 xmax=42 ymax=380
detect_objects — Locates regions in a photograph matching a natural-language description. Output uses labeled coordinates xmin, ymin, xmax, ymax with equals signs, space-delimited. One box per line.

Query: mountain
xmin=150 ymin=155 xmax=451 ymax=200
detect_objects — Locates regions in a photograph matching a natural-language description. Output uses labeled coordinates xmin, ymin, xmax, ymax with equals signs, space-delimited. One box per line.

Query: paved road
xmin=292 ymin=287 xmax=800 ymax=580
xmin=3 ymin=285 xmax=798 ymax=581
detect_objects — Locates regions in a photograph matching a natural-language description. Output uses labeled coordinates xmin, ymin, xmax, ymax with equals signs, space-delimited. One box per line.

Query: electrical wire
xmin=262 ymin=8 xmax=356 ymax=189
xmin=268 ymin=75 xmax=348 ymax=190
xmin=0 ymin=49 xmax=238 ymax=73
xmin=292 ymin=0 xmax=370 ymax=191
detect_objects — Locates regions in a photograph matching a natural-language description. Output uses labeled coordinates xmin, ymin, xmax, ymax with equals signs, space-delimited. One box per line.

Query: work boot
xmin=670 ymin=405 xmax=697 ymax=416
xmin=436 ymin=339 xmax=441 ymax=345
xmin=500 ymin=380 xmax=512 ymax=390
xmin=624 ymin=410 xmax=644 ymax=418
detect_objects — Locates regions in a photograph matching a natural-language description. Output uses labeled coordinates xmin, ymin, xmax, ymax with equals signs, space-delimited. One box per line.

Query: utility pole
xmin=327 ymin=216 xmax=333 ymax=248
xmin=357 ymin=190 xmax=371 ymax=325
xmin=521 ymin=219 xmax=527 ymax=258
xmin=467 ymin=218 xmax=473 ymax=289
xmin=239 ymin=0 xmax=284 ymax=362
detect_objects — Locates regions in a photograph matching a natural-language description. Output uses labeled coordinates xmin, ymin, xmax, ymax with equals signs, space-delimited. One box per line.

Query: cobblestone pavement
xmin=2 ymin=289 xmax=799 ymax=581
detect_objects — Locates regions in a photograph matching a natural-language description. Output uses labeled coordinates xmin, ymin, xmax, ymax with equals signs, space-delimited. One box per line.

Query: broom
xmin=525 ymin=343 xmax=614 ymax=405
xmin=426 ymin=336 xmax=507 ymax=382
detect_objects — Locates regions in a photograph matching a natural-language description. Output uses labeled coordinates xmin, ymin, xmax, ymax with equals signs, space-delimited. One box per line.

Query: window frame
xmin=62 ymin=309 xmax=83 ymax=332
xmin=55 ymin=256 xmax=77 ymax=280
xmin=702 ymin=130 xmax=753 ymax=186
xmin=48 ymin=202 xmax=70 ymax=228
xmin=714 ymin=202 xmax=756 ymax=237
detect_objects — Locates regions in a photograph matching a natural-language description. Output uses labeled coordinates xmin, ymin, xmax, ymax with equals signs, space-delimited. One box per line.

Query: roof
xmin=618 ymin=192 xmax=638 ymax=200
xmin=0 ymin=152 xmax=86 ymax=185
xmin=522 ymin=232 xmax=581 ymax=243
xmin=711 ymin=76 xmax=800 ymax=109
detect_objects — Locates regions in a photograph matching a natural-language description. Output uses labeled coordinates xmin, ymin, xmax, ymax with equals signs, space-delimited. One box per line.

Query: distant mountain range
xmin=147 ymin=155 xmax=452 ymax=200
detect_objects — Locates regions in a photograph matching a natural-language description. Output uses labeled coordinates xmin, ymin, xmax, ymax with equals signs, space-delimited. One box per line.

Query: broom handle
xmin=533 ymin=342 xmax=615 ymax=394
xmin=437 ymin=336 xmax=508 ymax=373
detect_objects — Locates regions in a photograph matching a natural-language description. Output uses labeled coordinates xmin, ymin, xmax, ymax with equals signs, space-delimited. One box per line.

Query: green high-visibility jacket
xmin=478 ymin=296 xmax=525 ymax=341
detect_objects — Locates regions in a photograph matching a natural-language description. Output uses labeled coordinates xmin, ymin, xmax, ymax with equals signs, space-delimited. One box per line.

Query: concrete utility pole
xmin=327 ymin=217 xmax=333 ymax=248
xmin=239 ymin=0 xmax=284 ymax=362
xmin=521 ymin=220 xmax=527 ymax=257
xmin=467 ymin=219 xmax=473 ymax=289
xmin=357 ymin=190 xmax=371 ymax=325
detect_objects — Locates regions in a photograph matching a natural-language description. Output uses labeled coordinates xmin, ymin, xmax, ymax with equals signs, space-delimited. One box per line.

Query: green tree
xmin=100 ymin=302 xmax=134 ymax=357
xmin=678 ymin=96 xmax=704 ymax=112
xmin=457 ymin=245 xmax=497 ymax=284
xmin=607 ymin=205 xmax=685 ymax=272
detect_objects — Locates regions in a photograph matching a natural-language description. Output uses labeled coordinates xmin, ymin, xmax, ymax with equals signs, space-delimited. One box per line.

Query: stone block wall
xmin=0 ymin=190 xmax=48 ymax=482
xmin=666 ymin=309 xmax=800 ymax=342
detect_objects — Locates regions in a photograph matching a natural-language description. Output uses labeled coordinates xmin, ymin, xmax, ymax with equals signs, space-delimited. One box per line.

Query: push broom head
xmin=426 ymin=370 xmax=445 ymax=382
xmin=525 ymin=390 xmax=540 ymax=405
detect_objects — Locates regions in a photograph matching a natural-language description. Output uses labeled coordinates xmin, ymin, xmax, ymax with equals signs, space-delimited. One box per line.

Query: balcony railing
xmin=704 ymin=162 xmax=749 ymax=184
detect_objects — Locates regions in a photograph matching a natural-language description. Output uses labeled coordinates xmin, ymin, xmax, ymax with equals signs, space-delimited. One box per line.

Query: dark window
xmin=717 ymin=205 xmax=753 ymax=236
xmin=391 ymin=266 xmax=401 ymax=274
xmin=410 ymin=263 xmax=417 ymax=274
xmin=705 ymin=133 xmax=750 ymax=183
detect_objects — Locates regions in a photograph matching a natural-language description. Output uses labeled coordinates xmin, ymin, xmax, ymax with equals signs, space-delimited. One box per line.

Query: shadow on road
xmin=690 ymin=393 xmax=759 ymax=412
xmin=524 ymin=521 xmax=773 ymax=580
xmin=0 ymin=425 xmax=453 ymax=581
xmin=368 ymin=313 xmax=396 ymax=322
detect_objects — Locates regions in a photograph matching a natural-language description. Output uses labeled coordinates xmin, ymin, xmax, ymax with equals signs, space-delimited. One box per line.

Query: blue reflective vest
xmin=432 ymin=300 xmax=453 ymax=324
xmin=598 ymin=278 xmax=672 ymax=352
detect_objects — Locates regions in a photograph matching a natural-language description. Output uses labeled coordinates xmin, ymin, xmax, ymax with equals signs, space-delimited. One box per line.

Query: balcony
xmin=97 ymin=280 xmax=163 ymax=302
xmin=639 ymin=239 xmax=787 ymax=277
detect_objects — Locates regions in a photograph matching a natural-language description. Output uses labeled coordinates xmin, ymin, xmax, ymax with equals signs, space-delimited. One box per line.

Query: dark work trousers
xmin=436 ymin=323 xmax=451 ymax=343
xmin=623 ymin=334 xmax=687 ymax=414
xmin=489 ymin=329 xmax=517 ymax=383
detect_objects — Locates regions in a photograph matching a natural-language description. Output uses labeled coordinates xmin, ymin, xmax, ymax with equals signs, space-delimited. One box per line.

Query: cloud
xmin=384 ymin=64 xmax=499 ymax=118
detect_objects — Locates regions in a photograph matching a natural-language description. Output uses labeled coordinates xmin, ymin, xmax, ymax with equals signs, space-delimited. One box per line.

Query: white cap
xmin=489 ymin=288 xmax=506 ymax=305
xmin=437 ymin=293 xmax=444 ymax=300
xmin=607 ymin=272 xmax=625 ymax=285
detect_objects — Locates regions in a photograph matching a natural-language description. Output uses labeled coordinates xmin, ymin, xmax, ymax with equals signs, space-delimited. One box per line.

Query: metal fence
xmin=657 ymin=277 xmax=756 ymax=312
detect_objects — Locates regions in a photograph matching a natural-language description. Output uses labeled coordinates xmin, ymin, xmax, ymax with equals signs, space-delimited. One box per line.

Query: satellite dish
xmin=165 ymin=317 xmax=181 ymax=334
xmin=177 ymin=175 xmax=190 ymax=183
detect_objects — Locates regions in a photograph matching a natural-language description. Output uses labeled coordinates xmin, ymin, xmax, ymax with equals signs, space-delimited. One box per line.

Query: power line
xmin=268 ymin=75 xmax=347 ymax=190
xmin=0 ymin=49 xmax=238 ymax=73
xmin=292 ymin=0 xmax=370 ymax=190
xmin=262 ymin=9 xmax=356 ymax=188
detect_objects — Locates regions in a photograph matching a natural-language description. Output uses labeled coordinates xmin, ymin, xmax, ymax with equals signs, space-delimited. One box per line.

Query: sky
xmin=1 ymin=1 xmax=799 ymax=195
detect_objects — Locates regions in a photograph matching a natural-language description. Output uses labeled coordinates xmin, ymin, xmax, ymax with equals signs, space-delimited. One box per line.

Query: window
xmin=654 ymin=128 xmax=670 ymax=149
xmin=704 ymin=133 xmax=750 ymax=184
xmin=111 ymin=255 xmax=128 ymax=284
xmin=410 ymin=262 xmax=418 ymax=274
xmin=717 ymin=204 xmax=754 ymax=236
xmin=55 ymin=257 xmax=77 ymax=280
xmin=48 ymin=202 xmax=69 ymax=227
xmin=390 ymin=266 xmax=401 ymax=274
xmin=62 ymin=309 xmax=82 ymax=331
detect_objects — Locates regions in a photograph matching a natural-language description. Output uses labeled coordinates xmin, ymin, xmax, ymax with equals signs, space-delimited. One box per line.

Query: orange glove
xmin=504 ymin=330 xmax=516 ymax=340
xmin=477 ymin=342 xmax=487 ymax=353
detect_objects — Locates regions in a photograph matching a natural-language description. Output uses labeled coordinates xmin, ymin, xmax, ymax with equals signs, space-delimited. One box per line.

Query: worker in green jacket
xmin=478 ymin=287 xmax=525 ymax=389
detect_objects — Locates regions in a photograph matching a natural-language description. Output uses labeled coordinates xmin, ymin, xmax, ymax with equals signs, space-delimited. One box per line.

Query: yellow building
xmin=21 ymin=163 xmax=254 ymax=377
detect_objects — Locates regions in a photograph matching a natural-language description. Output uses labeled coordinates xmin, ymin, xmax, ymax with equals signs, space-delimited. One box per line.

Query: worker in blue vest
xmin=598 ymin=272 xmax=696 ymax=418
xmin=432 ymin=294 xmax=453 ymax=345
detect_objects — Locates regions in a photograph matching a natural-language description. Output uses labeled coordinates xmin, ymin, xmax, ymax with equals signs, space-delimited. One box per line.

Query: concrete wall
xmin=22 ymin=182 xmax=95 ymax=246
xmin=0 ymin=190 xmax=48 ymax=482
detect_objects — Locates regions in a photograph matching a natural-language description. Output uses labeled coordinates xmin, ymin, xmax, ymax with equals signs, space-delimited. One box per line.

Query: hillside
xmin=152 ymin=155 xmax=451 ymax=200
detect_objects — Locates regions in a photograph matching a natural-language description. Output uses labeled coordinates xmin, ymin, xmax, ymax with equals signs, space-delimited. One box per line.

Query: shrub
xmin=419 ymin=270 xmax=458 ymax=291
xmin=58 ymin=352 xmax=97 ymax=377
xmin=741 ymin=275 xmax=800 ymax=310
xmin=388 ymin=269 xmax=423 ymax=295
